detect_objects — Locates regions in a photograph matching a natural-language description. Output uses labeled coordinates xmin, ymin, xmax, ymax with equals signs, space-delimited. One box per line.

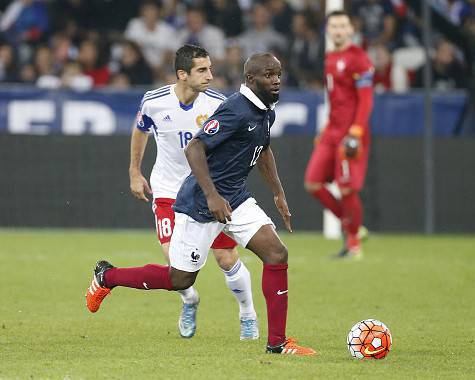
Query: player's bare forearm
xmin=185 ymin=138 xmax=217 ymax=197
xmin=129 ymin=127 xmax=149 ymax=175
xmin=129 ymin=126 xmax=152 ymax=201
xmin=256 ymin=147 xmax=285 ymax=197
xmin=257 ymin=147 xmax=292 ymax=231
xmin=185 ymin=138 xmax=232 ymax=222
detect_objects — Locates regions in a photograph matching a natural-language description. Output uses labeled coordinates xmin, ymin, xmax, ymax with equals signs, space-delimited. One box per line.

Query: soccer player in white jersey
xmin=86 ymin=45 xmax=258 ymax=340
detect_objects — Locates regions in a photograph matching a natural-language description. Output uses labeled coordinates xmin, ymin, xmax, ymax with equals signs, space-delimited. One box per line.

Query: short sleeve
xmin=352 ymin=51 xmax=374 ymax=89
xmin=194 ymin=105 xmax=242 ymax=150
xmin=135 ymin=96 xmax=156 ymax=133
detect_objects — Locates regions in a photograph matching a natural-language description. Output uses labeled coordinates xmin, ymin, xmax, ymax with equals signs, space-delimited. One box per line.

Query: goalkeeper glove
xmin=340 ymin=125 xmax=364 ymax=159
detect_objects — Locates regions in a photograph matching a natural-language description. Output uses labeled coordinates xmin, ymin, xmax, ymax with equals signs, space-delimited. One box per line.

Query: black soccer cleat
xmin=94 ymin=260 xmax=115 ymax=287
xmin=86 ymin=260 xmax=115 ymax=313
xmin=330 ymin=246 xmax=349 ymax=259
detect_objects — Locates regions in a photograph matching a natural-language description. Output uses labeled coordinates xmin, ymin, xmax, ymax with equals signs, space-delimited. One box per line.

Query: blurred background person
xmin=238 ymin=3 xmax=287 ymax=58
xmin=125 ymin=0 xmax=176 ymax=74
xmin=177 ymin=6 xmax=226 ymax=62
xmin=0 ymin=0 xmax=49 ymax=46
xmin=288 ymin=12 xmax=323 ymax=89
xmin=114 ymin=39 xmax=153 ymax=86
xmin=413 ymin=38 xmax=466 ymax=90
xmin=368 ymin=43 xmax=394 ymax=92
xmin=351 ymin=0 xmax=397 ymax=48
xmin=77 ymin=38 xmax=110 ymax=87
xmin=60 ymin=60 xmax=92 ymax=91
xmin=266 ymin=0 xmax=296 ymax=36
xmin=0 ymin=42 xmax=18 ymax=82
xmin=202 ymin=0 xmax=244 ymax=38
xmin=212 ymin=42 xmax=244 ymax=89
xmin=34 ymin=44 xmax=60 ymax=88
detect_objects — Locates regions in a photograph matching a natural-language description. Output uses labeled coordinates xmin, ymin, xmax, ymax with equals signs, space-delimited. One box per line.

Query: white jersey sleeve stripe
xmin=205 ymin=88 xmax=226 ymax=99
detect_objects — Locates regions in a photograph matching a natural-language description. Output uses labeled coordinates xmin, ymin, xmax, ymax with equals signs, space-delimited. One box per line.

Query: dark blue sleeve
xmin=194 ymin=105 xmax=242 ymax=150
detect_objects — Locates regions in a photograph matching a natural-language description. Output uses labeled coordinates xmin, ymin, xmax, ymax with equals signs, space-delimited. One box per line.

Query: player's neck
xmin=174 ymin=82 xmax=200 ymax=105
xmin=333 ymin=40 xmax=352 ymax=52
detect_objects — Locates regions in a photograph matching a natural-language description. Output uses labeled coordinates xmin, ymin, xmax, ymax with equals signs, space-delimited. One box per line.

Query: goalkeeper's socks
xmin=341 ymin=191 xmax=362 ymax=235
xmin=311 ymin=187 xmax=343 ymax=218
xmin=104 ymin=264 xmax=173 ymax=290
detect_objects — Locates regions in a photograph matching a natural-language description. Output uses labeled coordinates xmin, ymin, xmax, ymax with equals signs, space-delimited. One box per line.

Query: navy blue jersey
xmin=173 ymin=85 xmax=276 ymax=222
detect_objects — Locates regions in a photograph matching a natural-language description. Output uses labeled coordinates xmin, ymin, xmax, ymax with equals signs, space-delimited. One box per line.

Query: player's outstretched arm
xmin=185 ymin=138 xmax=232 ymax=223
xmin=256 ymin=147 xmax=292 ymax=232
xmin=129 ymin=126 xmax=152 ymax=202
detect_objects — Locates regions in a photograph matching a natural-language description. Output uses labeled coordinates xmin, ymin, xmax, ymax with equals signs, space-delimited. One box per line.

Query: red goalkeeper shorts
xmin=304 ymin=141 xmax=369 ymax=191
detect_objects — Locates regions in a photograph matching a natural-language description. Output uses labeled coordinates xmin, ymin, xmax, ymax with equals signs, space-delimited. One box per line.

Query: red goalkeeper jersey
xmin=322 ymin=44 xmax=374 ymax=145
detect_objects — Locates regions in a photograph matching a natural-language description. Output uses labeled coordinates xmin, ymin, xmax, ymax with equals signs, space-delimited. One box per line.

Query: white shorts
xmin=169 ymin=197 xmax=274 ymax=272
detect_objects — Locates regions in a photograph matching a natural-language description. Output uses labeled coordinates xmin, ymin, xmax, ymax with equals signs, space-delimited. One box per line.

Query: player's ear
xmin=177 ymin=69 xmax=188 ymax=81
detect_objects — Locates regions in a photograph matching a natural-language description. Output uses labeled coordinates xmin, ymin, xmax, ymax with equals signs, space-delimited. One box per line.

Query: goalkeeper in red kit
xmin=304 ymin=10 xmax=374 ymax=259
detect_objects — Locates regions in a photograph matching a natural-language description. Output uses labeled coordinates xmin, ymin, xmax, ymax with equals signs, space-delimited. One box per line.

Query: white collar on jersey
xmin=239 ymin=84 xmax=276 ymax=110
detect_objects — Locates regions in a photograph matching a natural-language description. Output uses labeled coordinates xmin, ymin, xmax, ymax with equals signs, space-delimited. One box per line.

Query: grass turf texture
xmin=1 ymin=230 xmax=474 ymax=379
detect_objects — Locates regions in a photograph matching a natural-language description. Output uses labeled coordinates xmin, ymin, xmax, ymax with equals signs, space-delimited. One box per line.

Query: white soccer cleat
xmin=240 ymin=317 xmax=259 ymax=340
xmin=178 ymin=301 xmax=199 ymax=338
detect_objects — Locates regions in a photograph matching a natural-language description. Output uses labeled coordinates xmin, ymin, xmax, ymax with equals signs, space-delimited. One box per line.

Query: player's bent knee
xmin=169 ymin=268 xmax=198 ymax=290
xmin=304 ymin=182 xmax=322 ymax=193
xmin=213 ymin=248 xmax=238 ymax=271
xmin=268 ymin=243 xmax=288 ymax=265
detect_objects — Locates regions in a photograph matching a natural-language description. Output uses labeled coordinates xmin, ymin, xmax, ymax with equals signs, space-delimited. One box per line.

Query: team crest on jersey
xmin=203 ymin=119 xmax=220 ymax=135
xmin=337 ymin=59 xmax=346 ymax=72
xmin=136 ymin=111 xmax=144 ymax=128
xmin=196 ymin=114 xmax=209 ymax=128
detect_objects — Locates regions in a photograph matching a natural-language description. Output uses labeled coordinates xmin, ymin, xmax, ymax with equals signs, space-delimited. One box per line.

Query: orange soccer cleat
xmin=85 ymin=260 xmax=114 ymax=313
xmin=266 ymin=337 xmax=316 ymax=356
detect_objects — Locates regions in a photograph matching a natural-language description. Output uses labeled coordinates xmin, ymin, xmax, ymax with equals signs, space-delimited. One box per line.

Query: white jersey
xmin=136 ymin=84 xmax=225 ymax=199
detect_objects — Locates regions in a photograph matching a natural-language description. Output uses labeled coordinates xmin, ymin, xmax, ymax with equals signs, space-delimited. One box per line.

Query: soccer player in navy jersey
xmin=86 ymin=52 xmax=315 ymax=355
xmin=87 ymin=45 xmax=258 ymax=341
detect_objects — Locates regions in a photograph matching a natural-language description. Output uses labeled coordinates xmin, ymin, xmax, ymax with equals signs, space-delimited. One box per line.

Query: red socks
xmin=262 ymin=263 xmax=288 ymax=346
xmin=104 ymin=264 xmax=173 ymax=290
xmin=311 ymin=187 xmax=343 ymax=218
xmin=341 ymin=191 xmax=362 ymax=235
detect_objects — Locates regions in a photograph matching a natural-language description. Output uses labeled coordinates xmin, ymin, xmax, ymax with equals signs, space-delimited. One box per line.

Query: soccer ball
xmin=347 ymin=319 xmax=392 ymax=359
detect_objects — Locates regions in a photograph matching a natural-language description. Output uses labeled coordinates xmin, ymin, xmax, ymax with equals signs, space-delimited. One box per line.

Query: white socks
xmin=178 ymin=286 xmax=199 ymax=305
xmin=223 ymin=259 xmax=256 ymax=319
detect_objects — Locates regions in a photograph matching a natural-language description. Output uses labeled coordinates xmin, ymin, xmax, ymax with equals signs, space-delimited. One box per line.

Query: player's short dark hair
xmin=326 ymin=10 xmax=350 ymax=21
xmin=174 ymin=44 xmax=209 ymax=76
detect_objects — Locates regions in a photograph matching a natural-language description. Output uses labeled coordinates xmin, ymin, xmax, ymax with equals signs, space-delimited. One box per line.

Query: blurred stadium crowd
xmin=0 ymin=0 xmax=473 ymax=92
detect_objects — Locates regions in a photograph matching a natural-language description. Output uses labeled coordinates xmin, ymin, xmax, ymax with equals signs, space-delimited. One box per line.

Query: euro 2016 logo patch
xmin=136 ymin=111 xmax=144 ymax=128
xmin=203 ymin=119 xmax=220 ymax=135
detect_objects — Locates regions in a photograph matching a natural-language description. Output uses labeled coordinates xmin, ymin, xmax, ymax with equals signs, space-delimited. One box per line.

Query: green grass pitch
xmin=1 ymin=230 xmax=474 ymax=379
